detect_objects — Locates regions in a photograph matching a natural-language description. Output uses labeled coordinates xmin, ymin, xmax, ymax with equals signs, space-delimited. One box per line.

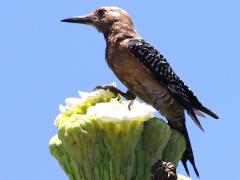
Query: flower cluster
xmin=49 ymin=87 xmax=187 ymax=180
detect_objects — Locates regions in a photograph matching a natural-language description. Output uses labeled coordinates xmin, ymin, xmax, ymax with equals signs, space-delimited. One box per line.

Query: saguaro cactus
xmin=49 ymin=87 xmax=190 ymax=180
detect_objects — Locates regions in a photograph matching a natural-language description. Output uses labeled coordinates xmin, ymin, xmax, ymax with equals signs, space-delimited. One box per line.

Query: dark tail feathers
xmin=187 ymin=105 xmax=219 ymax=132
xmin=184 ymin=105 xmax=218 ymax=176
xmin=168 ymin=119 xmax=200 ymax=177
xmin=197 ymin=105 xmax=219 ymax=119
xmin=181 ymin=128 xmax=200 ymax=177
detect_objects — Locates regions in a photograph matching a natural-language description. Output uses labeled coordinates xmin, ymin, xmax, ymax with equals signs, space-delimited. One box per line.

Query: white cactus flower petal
xmin=87 ymin=99 xmax=156 ymax=122
xmin=177 ymin=174 xmax=192 ymax=180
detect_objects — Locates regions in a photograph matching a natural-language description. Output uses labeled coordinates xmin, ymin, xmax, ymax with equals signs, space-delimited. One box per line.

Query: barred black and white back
xmin=127 ymin=39 xmax=219 ymax=126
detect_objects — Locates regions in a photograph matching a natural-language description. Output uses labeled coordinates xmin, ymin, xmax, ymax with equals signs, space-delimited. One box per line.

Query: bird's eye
xmin=96 ymin=9 xmax=106 ymax=17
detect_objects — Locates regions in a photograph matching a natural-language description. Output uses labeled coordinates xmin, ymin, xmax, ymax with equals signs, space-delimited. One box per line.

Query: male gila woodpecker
xmin=62 ymin=6 xmax=219 ymax=177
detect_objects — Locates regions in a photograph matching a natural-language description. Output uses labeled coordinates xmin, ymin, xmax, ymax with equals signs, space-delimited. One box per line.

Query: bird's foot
xmin=94 ymin=85 xmax=136 ymax=100
xmin=94 ymin=85 xmax=120 ymax=97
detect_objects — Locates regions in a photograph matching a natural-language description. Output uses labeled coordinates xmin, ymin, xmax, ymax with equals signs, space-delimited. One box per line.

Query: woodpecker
xmin=62 ymin=6 xmax=219 ymax=177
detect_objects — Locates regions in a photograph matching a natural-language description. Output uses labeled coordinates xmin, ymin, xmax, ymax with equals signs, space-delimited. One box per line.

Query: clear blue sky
xmin=0 ymin=0 xmax=239 ymax=180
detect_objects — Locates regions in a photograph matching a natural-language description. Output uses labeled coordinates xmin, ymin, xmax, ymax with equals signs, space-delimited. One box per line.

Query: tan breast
xmin=106 ymin=40 xmax=170 ymax=107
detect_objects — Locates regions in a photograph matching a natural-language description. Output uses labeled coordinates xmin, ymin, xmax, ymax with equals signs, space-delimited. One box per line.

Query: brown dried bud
xmin=151 ymin=160 xmax=177 ymax=180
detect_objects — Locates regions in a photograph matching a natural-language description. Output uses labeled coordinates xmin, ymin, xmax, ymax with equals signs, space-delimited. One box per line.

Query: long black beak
xmin=61 ymin=15 xmax=96 ymax=24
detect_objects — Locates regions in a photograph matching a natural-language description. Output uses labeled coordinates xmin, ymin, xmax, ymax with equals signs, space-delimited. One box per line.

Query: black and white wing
xmin=127 ymin=39 xmax=218 ymax=129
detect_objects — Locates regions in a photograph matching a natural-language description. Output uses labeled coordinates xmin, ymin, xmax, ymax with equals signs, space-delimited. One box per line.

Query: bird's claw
xmin=94 ymin=85 xmax=119 ymax=97
xmin=94 ymin=85 xmax=136 ymax=102
xmin=128 ymin=100 xmax=134 ymax=110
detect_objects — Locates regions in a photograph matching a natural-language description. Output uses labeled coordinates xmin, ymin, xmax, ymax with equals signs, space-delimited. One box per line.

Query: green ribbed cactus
xmin=49 ymin=87 xmax=189 ymax=180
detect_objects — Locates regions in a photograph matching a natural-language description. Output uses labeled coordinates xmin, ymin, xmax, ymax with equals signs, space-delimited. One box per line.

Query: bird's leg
xmin=127 ymin=100 xmax=135 ymax=110
xmin=94 ymin=85 xmax=136 ymax=109
xmin=124 ymin=90 xmax=136 ymax=110
xmin=123 ymin=90 xmax=136 ymax=100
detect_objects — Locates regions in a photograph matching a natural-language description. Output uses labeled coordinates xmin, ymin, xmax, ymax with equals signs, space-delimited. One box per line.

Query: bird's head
xmin=62 ymin=6 xmax=137 ymax=36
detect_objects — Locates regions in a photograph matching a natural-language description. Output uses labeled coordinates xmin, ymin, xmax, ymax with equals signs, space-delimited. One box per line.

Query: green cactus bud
xmin=134 ymin=118 xmax=172 ymax=180
xmin=49 ymin=135 xmax=81 ymax=180
xmin=57 ymin=115 xmax=110 ymax=180
xmin=88 ymin=99 xmax=155 ymax=180
xmin=162 ymin=129 xmax=186 ymax=165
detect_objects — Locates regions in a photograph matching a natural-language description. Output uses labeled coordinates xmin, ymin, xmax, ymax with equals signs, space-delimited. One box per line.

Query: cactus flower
xmin=49 ymin=86 xmax=187 ymax=180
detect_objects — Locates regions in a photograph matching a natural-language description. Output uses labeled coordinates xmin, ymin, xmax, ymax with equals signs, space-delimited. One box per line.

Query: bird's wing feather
xmin=127 ymin=39 xmax=202 ymax=110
